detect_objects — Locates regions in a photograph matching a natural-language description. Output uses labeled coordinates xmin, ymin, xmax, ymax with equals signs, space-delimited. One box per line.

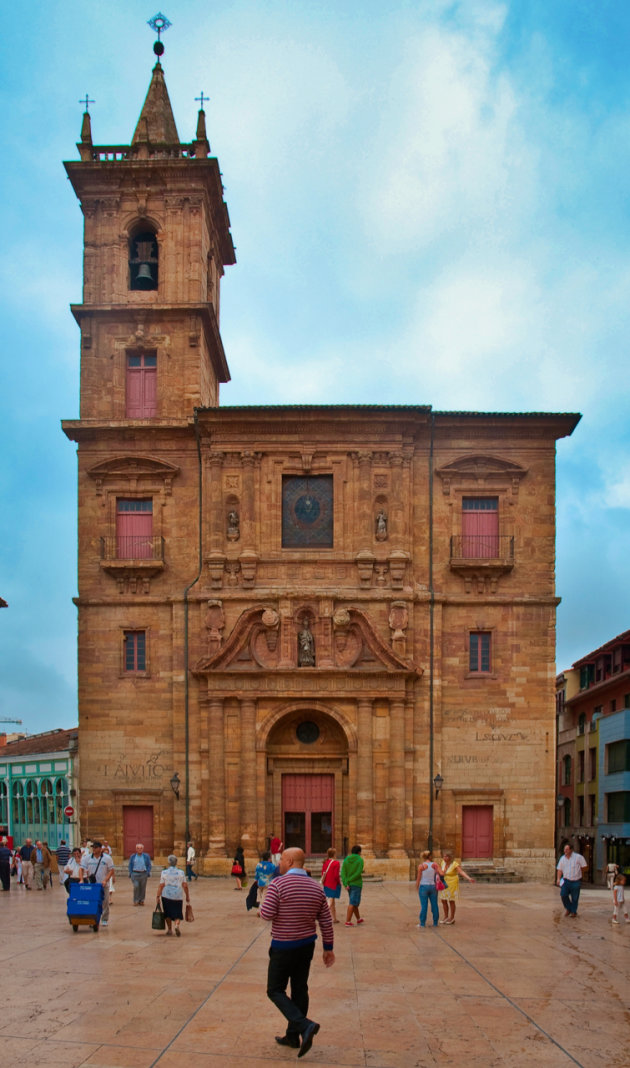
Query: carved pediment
xmin=436 ymin=454 xmax=527 ymax=495
xmin=88 ymin=455 xmax=180 ymax=495
xmin=194 ymin=603 xmax=420 ymax=677
xmin=195 ymin=605 xmax=281 ymax=672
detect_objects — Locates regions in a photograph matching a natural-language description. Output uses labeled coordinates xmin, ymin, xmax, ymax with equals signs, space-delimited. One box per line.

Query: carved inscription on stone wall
xmin=101 ymin=751 xmax=166 ymax=781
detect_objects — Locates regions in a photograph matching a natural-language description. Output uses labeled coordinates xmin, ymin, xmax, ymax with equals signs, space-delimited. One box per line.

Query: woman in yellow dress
xmin=439 ymin=851 xmax=475 ymax=925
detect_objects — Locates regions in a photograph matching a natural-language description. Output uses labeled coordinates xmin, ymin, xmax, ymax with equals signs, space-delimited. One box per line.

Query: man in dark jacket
xmin=19 ymin=838 xmax=35 ymax=890
xmin=0 ymin=837 xmax=11 ymax=891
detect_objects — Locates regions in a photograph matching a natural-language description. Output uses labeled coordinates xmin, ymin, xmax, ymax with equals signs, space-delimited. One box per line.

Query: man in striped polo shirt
xmin=260 ymin=847 xmax=335 ymax=1058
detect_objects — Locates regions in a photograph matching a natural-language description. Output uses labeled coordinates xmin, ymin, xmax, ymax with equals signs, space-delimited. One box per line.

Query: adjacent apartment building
xmin=557 ymin=629 xmax=630 ymax=879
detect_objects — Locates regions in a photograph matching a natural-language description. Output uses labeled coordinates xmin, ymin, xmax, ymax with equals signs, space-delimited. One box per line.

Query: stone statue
xmin=227 ymin=509 xmax=240 ymax=541
xmin=298 ymin=619 xmax=315 ymax=667
xmin=375 ymin=508 xmax=388 ymax=540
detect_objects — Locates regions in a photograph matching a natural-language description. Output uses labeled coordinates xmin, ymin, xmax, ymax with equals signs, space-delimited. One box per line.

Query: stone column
xmin=240 ymin=451 xmax=258 ymax=548
xmin=389 ymin=452 xmax=404 ymax=545
xmin=240 ymin=698 xmax=257 ymax=854
xmin=206 ymin=451 xmax=224 ymax=551
xmin=207 ymin=698 xmax=226 ymax=855
xmin=356 ymin=451 xmax=372 ymax=545
xmin=388 ymin=698 xmax=407 ymax=857
xmin=356 ymin=698 xmax=375 ymax=856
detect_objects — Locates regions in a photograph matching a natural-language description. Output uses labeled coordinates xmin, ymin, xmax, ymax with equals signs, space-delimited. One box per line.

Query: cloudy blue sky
xmin=1 ymin=0 xmax=629 ymax=734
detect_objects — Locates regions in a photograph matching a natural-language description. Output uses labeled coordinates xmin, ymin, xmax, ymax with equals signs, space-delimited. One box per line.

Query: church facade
xmin=63 ymin=53 xmax=579 ymax=878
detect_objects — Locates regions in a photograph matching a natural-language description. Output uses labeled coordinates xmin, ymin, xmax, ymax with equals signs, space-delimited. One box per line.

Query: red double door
xmin=282 ymin=774 xmax=333 ymax=856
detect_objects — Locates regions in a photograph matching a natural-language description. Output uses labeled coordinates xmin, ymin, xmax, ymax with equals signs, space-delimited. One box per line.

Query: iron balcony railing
xmin=100 ymin=536 xmax=165 ymax=562
xmin=450 ymin=535 xmax=514 ymax=561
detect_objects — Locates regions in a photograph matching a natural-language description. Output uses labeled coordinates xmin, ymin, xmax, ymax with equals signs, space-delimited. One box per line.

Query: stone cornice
xmin=70 ymin=303 xmax=229 ymax=383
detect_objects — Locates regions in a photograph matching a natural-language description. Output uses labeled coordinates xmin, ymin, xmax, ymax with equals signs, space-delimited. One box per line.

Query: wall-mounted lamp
xmin=170 ymin=772 xmax=181 ymax=800
xmin=433 ymin=773 xmax=444 ymax=800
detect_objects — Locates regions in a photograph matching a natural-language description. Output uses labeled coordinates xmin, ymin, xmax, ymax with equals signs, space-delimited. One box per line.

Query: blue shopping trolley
xmin=67 ymin=881 xmax=104 ymax=933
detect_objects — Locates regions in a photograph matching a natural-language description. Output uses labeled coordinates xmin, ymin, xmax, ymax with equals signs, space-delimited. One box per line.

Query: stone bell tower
xmin=62 ymin=24 xmax=235 ymax=857
xmin=65 ymin=40 xmax=235 ymax=421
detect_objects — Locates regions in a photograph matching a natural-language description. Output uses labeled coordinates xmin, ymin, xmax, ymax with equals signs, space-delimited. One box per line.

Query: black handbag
xmin=152 ymin=900 xmax=166 ymax=930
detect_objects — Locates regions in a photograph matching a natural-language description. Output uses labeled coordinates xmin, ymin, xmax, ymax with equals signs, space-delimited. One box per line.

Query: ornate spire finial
xmin=79 ymin=94 xmax=94 ymax=114
xmin=147 ymin=12 xmax=171 ymax=59
xmin=195 ymin=92 xmax=209 ymax=111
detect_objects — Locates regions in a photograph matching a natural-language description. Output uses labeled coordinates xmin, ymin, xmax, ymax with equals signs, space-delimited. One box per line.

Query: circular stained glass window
xmin=296 ymin=721 xmax=320 ymax=744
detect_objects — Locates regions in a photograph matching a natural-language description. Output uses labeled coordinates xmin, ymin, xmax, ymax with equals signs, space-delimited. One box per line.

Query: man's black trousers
xmin=267 ymin=941 xmax=315 ymax=1036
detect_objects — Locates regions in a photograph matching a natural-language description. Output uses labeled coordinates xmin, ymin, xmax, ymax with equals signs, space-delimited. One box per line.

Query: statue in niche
xmin=227 ymin=509 xmax=240 ymax=541
xmin=375 ymin=508 xmax=388 ymax=541
xmin=298 ymin=618 xmax=315 ymax=667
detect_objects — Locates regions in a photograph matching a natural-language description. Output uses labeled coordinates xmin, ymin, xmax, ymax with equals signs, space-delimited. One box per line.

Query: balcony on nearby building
xmin=99 ymin=535 xmax=165 ymax=582
xmin=449 ymin=535 xmax=515 ymax=587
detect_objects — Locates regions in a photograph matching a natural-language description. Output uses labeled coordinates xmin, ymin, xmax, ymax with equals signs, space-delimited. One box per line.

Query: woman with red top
xmin=320 ymin=847 xmax=341 ymax=923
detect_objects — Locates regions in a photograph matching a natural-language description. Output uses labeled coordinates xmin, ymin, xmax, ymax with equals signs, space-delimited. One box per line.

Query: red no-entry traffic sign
xmin=64 ymin=805 xmax=74 ymax=818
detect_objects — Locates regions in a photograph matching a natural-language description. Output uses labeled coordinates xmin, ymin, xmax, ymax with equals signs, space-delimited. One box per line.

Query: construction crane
xmin=0 ymin=718 xmax=22 ymax=725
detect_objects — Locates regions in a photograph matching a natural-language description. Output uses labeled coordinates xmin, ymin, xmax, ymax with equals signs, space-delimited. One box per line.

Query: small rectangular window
xmin=607 ymin=791 xmax=630 ymax=823
xmin=607 ymin=740 xmax=630 ymax=775
xmin=126 ymin=351 xmax=157 ymax=418
xmin=124 ymin=630 xmax=146 ymax=673
xmin=469 ymin=632 xmax=491 ymax=673
xmin=578 ymin=750 xmax=585 ymax=781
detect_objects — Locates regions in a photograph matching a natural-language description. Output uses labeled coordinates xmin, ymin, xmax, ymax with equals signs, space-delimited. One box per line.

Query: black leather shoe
xmin=275 ymin=1035 xmax=300 ymax=1049
xmin=297 ymin=1021 xmax=320 ymax=1058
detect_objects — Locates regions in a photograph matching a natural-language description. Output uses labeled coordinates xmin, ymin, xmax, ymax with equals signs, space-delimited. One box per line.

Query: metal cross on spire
xmin=79 ymin=94 xmax=94 ymax=113
xmin=195 ymin=92 xmax=209 ymax=110
xmin=148 ymin=12 xmax=172 ymax=58
xmin=148 ymin=12 xmax=171 ymax=39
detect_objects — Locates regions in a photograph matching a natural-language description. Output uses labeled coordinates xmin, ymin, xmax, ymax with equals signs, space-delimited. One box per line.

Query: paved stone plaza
xmin=0 ymin=877 xmax=627 ymax=1067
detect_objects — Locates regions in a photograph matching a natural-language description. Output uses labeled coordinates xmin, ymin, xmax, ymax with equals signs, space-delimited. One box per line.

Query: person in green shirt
xmin=341 ymin=845 xmax=365 ymax=927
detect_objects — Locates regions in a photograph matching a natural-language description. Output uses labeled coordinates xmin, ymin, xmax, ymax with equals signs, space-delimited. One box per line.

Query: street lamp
xmin=170 ymin=772 xmax=181 ymax=799
xmin=433 ymin=773 xmax=444 ymax=800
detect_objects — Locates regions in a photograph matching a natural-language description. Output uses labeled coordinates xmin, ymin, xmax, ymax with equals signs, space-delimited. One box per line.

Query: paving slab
xmin=0 ymin=878 xmax=628 ymax=1067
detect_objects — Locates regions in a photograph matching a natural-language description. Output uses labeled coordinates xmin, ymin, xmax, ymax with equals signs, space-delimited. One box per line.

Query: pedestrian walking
xmin=611 ymin=873 xmax=629 ymax=925
xmin=56 ymin=841 xmax=71 ymax=888
xmin=155 ymin=855 xmax=190 ymax=936
xmin=0 ymin=837 xmax=12 ymax=891
xmin=19 ymin=838 xmax=35 ymax=890
xmin=186 ymin=841 xmax=199 ymax=881
xmin=438 ymin=851 xmax=475 ymax=925
xmin=604 ymin=860 xmax=619 ymax=890
xmin=415 ymin=849 xmax=441 ymax=928
xmin=556 ymin=842 xmax=587 ymax=918
xmin=320 ymin=847 xmax=341 ymax=924
xmin=128 ymin=843 xmax=152 ymax=905
xmin=82 ymin=840 xmax=115 ymax=926
xmin=260 ymin=846 xmax=334 ymax=1058
xmin=255 ymin=851 xmax=276 ymax=901
xmin=270 ymin=834 xmax=283 ymax=866
xmin=33 ymin=840 xmax=52 ymax=890
xmin=341 ymin=844 xmax=365 ymax=927
xmin=231 ymin=846 xmax=246 ymax=889
xmin=63 ymin=847 xmax=84 ymax=894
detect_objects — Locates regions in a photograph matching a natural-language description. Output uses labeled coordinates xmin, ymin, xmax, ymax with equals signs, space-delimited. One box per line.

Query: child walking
xmin=612 ymin=873 xmax=629 ymax=924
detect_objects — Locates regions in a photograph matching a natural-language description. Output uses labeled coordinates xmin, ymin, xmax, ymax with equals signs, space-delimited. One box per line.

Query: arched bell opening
xmin=129 ymin=224 xmax=159 ymax=290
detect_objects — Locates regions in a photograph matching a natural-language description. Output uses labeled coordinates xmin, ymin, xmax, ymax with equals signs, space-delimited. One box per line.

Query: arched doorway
xmin=266 ymin=708 xmax=350 ymax=857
